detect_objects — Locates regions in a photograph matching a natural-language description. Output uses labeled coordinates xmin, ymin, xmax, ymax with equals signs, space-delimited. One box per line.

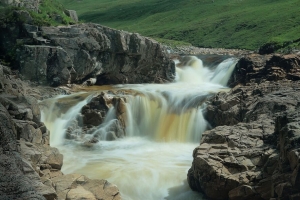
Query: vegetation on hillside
xmin=58 ymin=0 xmax=300 ymax=51
xmin=31 ymin=0 xmax=75 ymax=26
xmin=0 ymin=0 xmax=74 ymax=26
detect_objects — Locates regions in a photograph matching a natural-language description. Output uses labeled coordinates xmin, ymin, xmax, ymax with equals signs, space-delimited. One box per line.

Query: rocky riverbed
xmin=2 ymin=47 xmax=300 ymax=200
xmin=1 ymin=4 xmax=300 ymax=200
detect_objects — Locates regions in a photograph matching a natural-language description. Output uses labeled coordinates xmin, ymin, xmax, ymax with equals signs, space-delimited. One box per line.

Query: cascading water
xmin=41 ymin=56 xmax=238 ymax=200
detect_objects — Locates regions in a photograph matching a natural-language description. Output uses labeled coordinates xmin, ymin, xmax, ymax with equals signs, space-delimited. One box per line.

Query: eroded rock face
xmin=206 ymin=80 xmax=300 ymax=127
xmin=0 ymin=64 xmax=121 ymax=200
xmin=229 ymin=54 xmax=300 ymax=87
xmin=0 ymin=15 xmax=175 ymax=86
xmin=188 ymin=54 xmax=300 ymax=200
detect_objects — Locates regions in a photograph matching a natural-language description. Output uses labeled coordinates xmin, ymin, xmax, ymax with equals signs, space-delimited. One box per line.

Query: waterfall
xmin=121 ymin=56 xmax=237 ymax=142
xmin=40 ymin=56 xmax=238 ymax=200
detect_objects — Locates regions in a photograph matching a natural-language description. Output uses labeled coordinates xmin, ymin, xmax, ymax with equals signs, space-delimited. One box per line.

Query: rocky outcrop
xmin=188 ymin=54 xmax=300 ymax=200
xmin=0 ymin=64 xmax=120 ymax=199
xmin=0 ymin=11 xmax=175 ymax=86
xmin=205 ymin=80 xmax=300 ymax=127
xmin=0 ymin=0 xmax=40 ymax=12
xmin=229 ymin=54 xmax=300 ymax=87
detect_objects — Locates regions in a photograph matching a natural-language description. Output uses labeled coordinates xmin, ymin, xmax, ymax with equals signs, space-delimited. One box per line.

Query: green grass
xmin=31 ymin=0 xmax=75 ymax=26
xmin=58 ymin=0 xmax=300 ymax=50
xmin=0 ymin=0 xmax=74 ymax=26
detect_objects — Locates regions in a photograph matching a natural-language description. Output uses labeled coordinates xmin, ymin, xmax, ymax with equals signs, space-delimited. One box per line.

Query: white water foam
xmin=40 ymin=56 xmax=238 ymax=200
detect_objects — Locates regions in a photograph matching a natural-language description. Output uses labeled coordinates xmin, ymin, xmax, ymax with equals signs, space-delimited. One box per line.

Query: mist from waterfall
xmin=40 ymin=56 xmax=238 ymax=200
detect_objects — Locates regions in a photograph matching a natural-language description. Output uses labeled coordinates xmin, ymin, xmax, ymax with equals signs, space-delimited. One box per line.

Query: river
xmin=40 ymin=56 xmax=237 ymax=200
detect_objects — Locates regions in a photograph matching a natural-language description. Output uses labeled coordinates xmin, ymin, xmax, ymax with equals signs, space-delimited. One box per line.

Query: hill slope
xmin=59 ymin=0 xmax=300 ymax=50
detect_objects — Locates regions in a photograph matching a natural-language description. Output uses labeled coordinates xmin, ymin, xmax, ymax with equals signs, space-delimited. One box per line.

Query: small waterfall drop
xmin=40 ymin=56 xmax=238 ymax=200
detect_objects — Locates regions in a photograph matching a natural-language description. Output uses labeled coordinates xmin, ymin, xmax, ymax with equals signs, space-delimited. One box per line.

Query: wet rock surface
xmin=64 ymin=91 xmax=131 ymax=144
xmin=0 ymin=64 xmax=120 ymax=199
xmin=188 ymin=54 xmax=300 ymax=200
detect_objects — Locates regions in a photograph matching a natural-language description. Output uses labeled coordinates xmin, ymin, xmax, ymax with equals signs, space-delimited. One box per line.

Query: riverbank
xmin=188 ymin=53 xmax=300 ymax=199
xmin=0 ymin=64 xmax=121 ymax=199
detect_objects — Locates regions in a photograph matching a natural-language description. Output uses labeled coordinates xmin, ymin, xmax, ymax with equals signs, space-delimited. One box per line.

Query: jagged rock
xmin=188 ymin=119 xmax=276 ymax=200
xmin=189 ymin=54 xmax=300 ymax=200
xmin=205 ymin=80 xmax=300 ymax=127
xmin=81 ymin=92 xmax=111 ymax=127
xmin=17 ymin=45 xmax=75 ymax=86
xmin=229 ymin=54 xmax=300 ymax=87
xmin=0 ymin=103 xmax=45 ymax=200
xmin=20 ymin=140 xmax=63 ymax=170
xmin=77 ymin=92 xmax=126 ymax=142
xmin=0 ymin=64 xmax=121 ymax=200
xmin=1 ymin=19 xmax=175 ymax=86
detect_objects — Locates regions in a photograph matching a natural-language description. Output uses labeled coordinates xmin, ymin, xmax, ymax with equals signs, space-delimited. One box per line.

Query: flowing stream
xmin=40 ymin=56 xmax=237 ymax=200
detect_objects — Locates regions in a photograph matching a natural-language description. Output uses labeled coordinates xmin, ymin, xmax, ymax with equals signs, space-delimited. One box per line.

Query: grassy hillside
xmin=59 ymin=0 xmax=300 ymax=50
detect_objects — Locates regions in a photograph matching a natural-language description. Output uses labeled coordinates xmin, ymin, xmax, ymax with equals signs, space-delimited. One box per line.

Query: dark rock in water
xmin=188 ymin=53 xmax=300 ymax=200
xmin=78 ymin=92 xmax=126 ymax=142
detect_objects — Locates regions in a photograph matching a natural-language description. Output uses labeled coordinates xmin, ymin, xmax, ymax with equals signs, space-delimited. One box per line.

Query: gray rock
xmin=0 ymin=103 xmax=45 ymax=200
xmin=1 ymin=0 xmax=40 ymax=12
xmin=189 ymin=54 xmax=300 ymax=200
xmin=64 ymin=10 xmax=78 ymax=22
xmin=17 ymin=45 xmax=74 ymax=86
xmin=1 ymin=20 xmax=175 ymax=86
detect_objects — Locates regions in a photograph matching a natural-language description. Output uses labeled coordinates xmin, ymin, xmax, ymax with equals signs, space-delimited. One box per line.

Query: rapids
xmin=40 ymin=56 xmax=238 ymax=200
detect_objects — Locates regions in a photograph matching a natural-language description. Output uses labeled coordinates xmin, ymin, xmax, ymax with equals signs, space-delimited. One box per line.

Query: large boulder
xmin=0 ymin=17 xmax=176 ymax=86
xmin=189 ymin=54 xmax=300 ymax=199
xmin=17 ymin=45 xmax=75 ymax=86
